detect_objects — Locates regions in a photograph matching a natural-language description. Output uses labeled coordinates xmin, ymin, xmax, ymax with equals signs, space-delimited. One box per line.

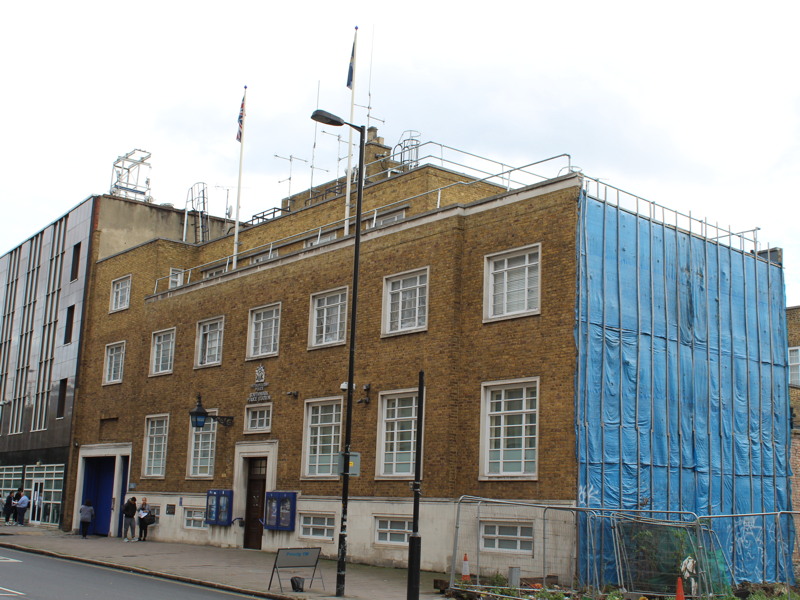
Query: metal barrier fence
xmin=449 ymin=498 xmax=799 ymax=596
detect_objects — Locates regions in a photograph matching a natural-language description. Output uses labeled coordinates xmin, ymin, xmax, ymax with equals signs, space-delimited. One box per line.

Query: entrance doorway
xmin=29 ymin=479 xmax=44 ymax=524
xmin=82 ymin=456 xmax=127 ymax=536
xmin=243 ymin=458 xmax=267 ymax=549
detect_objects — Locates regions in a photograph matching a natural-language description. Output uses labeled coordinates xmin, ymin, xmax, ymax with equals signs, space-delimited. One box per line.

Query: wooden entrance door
xmin=244 ymin=458 xmax=267 ymax=549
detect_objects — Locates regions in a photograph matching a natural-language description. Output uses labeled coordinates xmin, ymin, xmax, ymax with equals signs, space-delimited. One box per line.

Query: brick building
xmin=788 ymin=304 xmax=800 ymax=566
xmin=0 ymin=192 xmax=228 ymax=527
xmin=64 ymin=132 xmax=791 ymax=582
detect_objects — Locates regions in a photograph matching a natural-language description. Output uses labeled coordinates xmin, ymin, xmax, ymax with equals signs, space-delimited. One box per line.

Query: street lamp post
xmin=310 ymin=109 xmax=366 ymax=597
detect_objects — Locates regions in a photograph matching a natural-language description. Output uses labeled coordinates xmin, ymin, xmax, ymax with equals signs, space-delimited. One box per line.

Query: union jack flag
xmin=236 ymin=89 xmax=246 ymax=142
xmin=346 ymin=27 xmax=357 ymax=89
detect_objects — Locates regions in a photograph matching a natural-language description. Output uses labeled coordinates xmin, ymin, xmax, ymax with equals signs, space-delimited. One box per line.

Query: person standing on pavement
xmin=122 ymin=496 xmax=137 ymax=542
xmin=3 ymin=491 xmax=13 ymax=525
xmin=137 ymin=497 xmax=151 ymax=541
xmin=14 ymin=488 xmax=29 ymax=526
xmin=79 ymin=500 xmax=94 ymax=539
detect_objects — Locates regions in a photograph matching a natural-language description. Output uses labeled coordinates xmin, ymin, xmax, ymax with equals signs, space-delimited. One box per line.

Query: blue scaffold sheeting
xmin=574 ymin=191 xmax=793 ymax=584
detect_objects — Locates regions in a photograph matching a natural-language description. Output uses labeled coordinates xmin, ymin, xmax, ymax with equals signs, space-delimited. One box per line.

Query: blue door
xmin=81 ymin=457 xmax=117 ymax=536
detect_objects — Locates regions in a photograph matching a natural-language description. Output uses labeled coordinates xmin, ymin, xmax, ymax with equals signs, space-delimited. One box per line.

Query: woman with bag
xmin=137 ymin=497 xmax=153 ymax=541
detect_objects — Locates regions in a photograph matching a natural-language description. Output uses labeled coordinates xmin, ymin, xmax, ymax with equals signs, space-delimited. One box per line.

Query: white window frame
xmin=309 ymin=288 xmax=348 ymax=348
xmin=183 ymin=507 xmax=208 ymax=529
xmin=369 ymin=209 xmax=406 ymax=228
xmin=244 ymin=403 xmax=273 ymax=434
xmin=374 ymin=516 xmax=413 ymax=546
xmin=305 ymin=230 xmax=337 ymax=248
xmin=203 ymin=267 xmax=226 ymax=279
xmin=480 ymin=521 xmax=534 ymax=554
xmin=377 ymin=389 xmax=421 ymax=479
xmin=483 ymin=244 xmax=541 ymax=322
xmin=479 ymin=377 xmax=539 ymax=480
xmin=150 ymin=328 xmax=175 ymax=376
xmin=195 ymin=317 xmax=224 ymax=367
xmin=299 ymin=512 xmax=337 ymax=541
xmin=302 ymin=397 xmax=342 ymax=478
xmin=248 ymin=303 xmax=281 ymax=358
xmin=147 ymin=504 xmax=161 ymax=526
xmin=250 ymin=249 xmax=278 ymax=264
xmin=168 ymin=268 xmax=184 ymax=289
xmin=103 ymin=341 xmax=126 ymax=385
xmin=142 ymin=414 xmax=169 ymax=478
xmin=790 ymin=347 xmax=800 ymax=387
xmin=188 ymin=412 xmax=217 ymax=478
xmin=110 ymin=275 xmax=131 ymax=312
xmin=382 ymin=268 xmax=429 ymax=336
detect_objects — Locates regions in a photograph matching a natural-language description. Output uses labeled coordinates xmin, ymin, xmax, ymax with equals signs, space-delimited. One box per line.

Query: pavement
xmin=0 ymin=524 xmax=450 ymax=599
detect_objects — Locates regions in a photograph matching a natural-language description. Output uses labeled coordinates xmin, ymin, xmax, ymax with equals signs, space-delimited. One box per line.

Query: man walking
xmin=14 ymin=488 xmax=29 ymax=526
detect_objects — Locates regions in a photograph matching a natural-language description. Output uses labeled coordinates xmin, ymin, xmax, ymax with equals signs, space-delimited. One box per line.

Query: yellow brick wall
xmin=67 ymin=175 xmax=582 ymax=526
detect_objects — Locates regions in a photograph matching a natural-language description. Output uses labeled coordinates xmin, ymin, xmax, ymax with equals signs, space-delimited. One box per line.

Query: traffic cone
xmin=676 ymin=577 xmax=685 ymax=600
xmin=461 ymin=553 xmax=470 ymax=582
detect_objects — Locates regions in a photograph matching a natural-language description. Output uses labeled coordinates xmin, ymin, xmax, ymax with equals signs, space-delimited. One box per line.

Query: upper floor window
xmin=151 ymin=328 xmax=175 ymax=375
xmin=110 ymin=275 xmax=131 ymax=312
xmin=245 ymin=403 xmax=272 ymax=433
xmin=103 ymin=341 xmax=126 ymax=385
xmin=168 ymin=268 xmax=184 ymax=289
xmin=143 ymin=415 xmax=169 ymax=477
xmin=378 ymin=391 xmax=419 ymax=478
xmin=305 ymin=231 xmax=337 ymax=248
xmin=303 ymin=398 xmax=341 ymax=477
xmin=369 ymin=210 xmax=406 ymax=228
xmin=480 ymin=378 xmax=539 ymax=479
xmin=790 ymin=347 xmax=800 ymax=386
xmin=383 ymin=268 xmax=428 ymax=335
xmin=69 ymin=242 xmax=81 ymax=281
xmin=248 ymin=304 xmax=280 ymax=358
xmin=196 ymin=317 xmax=223 ymax=367
xmin=189 ymin=413 xmax=216 ymax=477
xmin=250 ymin=249 xmax=278 ymax=264
xmin=310 ymin=288 xmax=347 ymax=348
xmin=63 ymin=305 xmax=75 ymax=344
xmin=484 ymin=245 xmax=540 ymax=321
xmin=203 ymin=267 xmax=226 ymax=279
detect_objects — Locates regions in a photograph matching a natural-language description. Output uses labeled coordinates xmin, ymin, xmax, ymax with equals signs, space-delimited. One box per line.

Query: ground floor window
xmin=184 ymin=507 xmax=207 ymax=529
xmin=480 ymin=521 xmax=534 ymax=553
xmin=0 ymin=465 xmax=24 ymax=498
xmin=300 ymin=513 xmax=336 ymax=540
xmin=25 ymin=464 xmax=64 ymax=525
xmin=375 ymin=517 xmax=413 ymax=545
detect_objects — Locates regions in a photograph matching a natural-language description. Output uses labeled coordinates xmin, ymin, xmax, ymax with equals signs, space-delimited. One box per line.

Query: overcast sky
xmin=3 ymin=1 xmax=798 ymax=304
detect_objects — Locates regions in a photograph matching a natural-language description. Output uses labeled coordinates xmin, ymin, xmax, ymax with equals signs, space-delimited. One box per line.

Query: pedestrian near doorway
xmin=14 ymin=488 xmax=29 ymax=526
xmin=137 ymin=497 xmax=152 ymax=541
xmin=122 ymin=497 xmax=137 ymax=542
xmin=79 ymin=500 xmax=94 ymax=538
xmin=3 ymin=491 xmax=13 ymax=525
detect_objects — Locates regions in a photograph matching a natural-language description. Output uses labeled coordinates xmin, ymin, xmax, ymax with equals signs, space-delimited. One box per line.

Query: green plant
xmin=486 ymin=572 xmax=508 ymax=587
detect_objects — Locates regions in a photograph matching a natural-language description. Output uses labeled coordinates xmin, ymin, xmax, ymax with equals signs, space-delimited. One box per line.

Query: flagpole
xmin=233 ymin=85 xmax=247 ymax=270
xmin=344 ymin=26 xmax=358 ymax=237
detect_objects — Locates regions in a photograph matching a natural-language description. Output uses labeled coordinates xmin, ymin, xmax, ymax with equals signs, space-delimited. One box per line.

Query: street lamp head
xmin=189 ymin=393 xmax=208 ymax=429
xmin=189 ymin=393 xmax=235 ymax=429
xmin=311 ymin=109 xmax=346 ymax=127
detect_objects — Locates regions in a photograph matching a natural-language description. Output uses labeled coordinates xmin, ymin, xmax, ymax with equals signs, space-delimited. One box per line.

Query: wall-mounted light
xmin=357 ymin=384 xmax=371 ymax=405
xmin=189 ymin=393 xmax=234 ymax=429
xmin=285 ymin=391 xmax=299 ymax=399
